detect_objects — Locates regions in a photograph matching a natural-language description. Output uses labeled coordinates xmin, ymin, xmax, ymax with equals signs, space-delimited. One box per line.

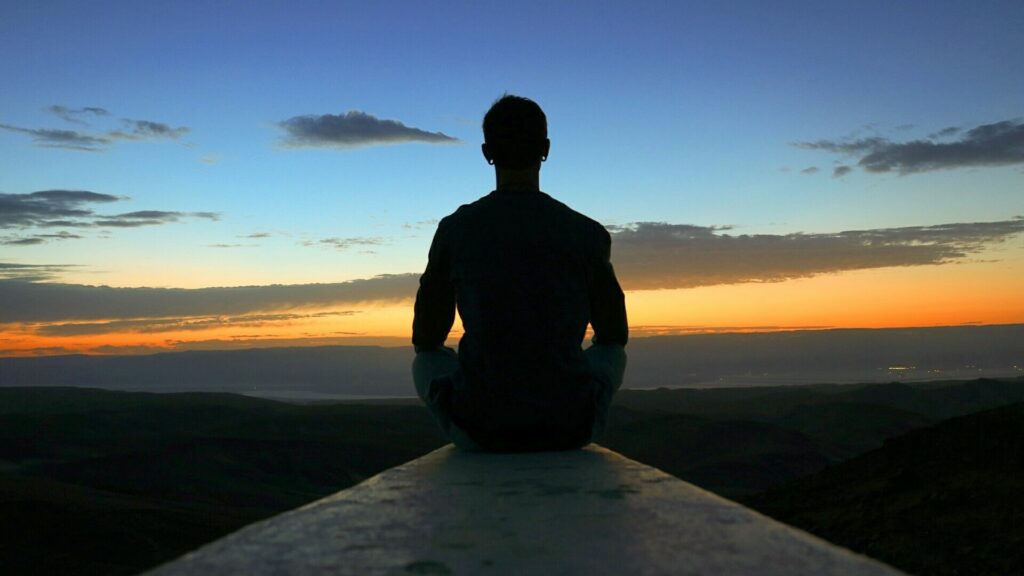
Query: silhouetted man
xmin=412 ymin=95 xmax=627 ymax=452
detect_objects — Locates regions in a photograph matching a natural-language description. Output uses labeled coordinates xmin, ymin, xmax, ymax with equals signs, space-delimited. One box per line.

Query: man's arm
xmin=588 ymin=226 xmax=628 ymax=346
xmin=412 ymin=218 xmax=456 ymax=352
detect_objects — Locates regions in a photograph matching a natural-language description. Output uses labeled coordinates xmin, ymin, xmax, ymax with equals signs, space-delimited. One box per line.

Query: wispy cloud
xmin=45 ymin=105 xmax=110 ymax=125
xmin=108 ymin=119 xmax=189 ymax=141
xmin=402 ymin=219 xmax=440 ymax=230
xmin=35 ymin=310 xmax=359 ymax=337
xmin=278 ymin=110 xmax=458 ymax=149
xmin=795 ymin=119 xmax=1024 ymax=174
xmin=94 ymin=210 xmax=219 ymax=228
xmin=1 ymin=105 xmax=190 ymax=152
xmin=0 ymin=273 xmax=419 ymax=323
xmin=799 ymin=166 xmax=819 ymax=175
xmin=0 ymin=190 xmax=219 ymax=242
xmin=628 ymin=324 xmax=832 ymax=337
xmin=2 ymin=231 xmax=83 ymax=245
xmin=303 ymin=236 xmax=384 ymax=250
xmin=929 ymin=126 xmax=962 ymax=139
xmin=0 ymin=262 xmax=77 ymax=282
xmin=609 ymin=218 xmax=1024 ymax=290
xmin=833 ymin=165 xmax=852 ymax=178
xmin=0 ymin=124 xmax=110 ymax=151
xmin=0 ymin=190 xmax=121 ymax=227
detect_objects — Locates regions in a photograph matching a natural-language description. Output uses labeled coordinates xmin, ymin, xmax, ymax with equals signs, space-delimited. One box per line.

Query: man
xmin=412 ymin=94 xmax=627 ymax=452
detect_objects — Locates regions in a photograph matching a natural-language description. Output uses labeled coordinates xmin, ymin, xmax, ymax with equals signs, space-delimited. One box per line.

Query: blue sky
xmin=2 ymin=1 xmax=1023 ymax=354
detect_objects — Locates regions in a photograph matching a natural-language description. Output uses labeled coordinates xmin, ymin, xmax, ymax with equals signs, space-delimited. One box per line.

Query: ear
xmin=540 ymin=138 xmax=551 ymax=162
xmin=481 ymin=143 xmax=494 ymax=165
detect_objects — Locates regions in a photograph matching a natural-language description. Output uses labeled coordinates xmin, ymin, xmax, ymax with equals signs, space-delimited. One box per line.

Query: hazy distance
xmin=2 ymin=324 xmax=1020 ymax=398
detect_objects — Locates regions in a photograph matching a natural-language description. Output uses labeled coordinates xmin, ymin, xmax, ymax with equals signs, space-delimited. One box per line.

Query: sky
xmin=1 ymin=0 xmax=1023 ymax=356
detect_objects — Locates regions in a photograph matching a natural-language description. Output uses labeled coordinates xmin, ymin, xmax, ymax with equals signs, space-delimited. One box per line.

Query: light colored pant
xmin=412 ymin=344 xmax=627 ymax=450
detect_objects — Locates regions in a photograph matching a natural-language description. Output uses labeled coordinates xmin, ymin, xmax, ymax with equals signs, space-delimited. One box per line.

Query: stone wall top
xmin=146 ymin=445 xmax=903 ymax=575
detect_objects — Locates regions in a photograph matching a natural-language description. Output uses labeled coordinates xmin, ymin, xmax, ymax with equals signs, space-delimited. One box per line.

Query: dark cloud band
xmin=0 ymin=273 xmax=420 ymax=323
xmin=3 ymin=217 xmax=1021 ymax=323
xmin=609 ymin=218 xmax=1024 ymax=290
xmin=36 ymin=311 xmax=359 ymax=337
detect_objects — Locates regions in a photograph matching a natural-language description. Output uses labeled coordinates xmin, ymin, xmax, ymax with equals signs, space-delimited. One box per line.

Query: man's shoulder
xmin=440 ymin=190 xmax=608 ymax=238
xmin=539 ymin=192 xmax=609 ymax=239
xmin=439 ymin=192 xmax=492 ymax=222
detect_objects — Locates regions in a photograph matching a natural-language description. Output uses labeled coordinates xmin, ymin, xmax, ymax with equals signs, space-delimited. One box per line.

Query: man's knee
xmin=585 ymin=344 xmax=627 ymax=389
xmin=412 ymin=347 xmax=459 ymax=400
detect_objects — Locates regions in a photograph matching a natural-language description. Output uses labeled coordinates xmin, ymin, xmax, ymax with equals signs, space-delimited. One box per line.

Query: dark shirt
xmin=413 ymin=189 xmax=627 ymax=449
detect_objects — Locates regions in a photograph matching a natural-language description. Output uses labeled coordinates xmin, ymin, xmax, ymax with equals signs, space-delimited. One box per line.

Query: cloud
xmin=0 ymin=191 xmax=218 ymax=237
xmin=5 ymin=217 xmax=1021 ymax=323
xmin=278 ymin=110 xmax=458 ymax=149
xmin=628 ymin=324 xmax=832 ymax=337
xmin=794 ymin=119 xmax=1024 ymax=174
xmin=94 ymin=210 xmax=220 ymax=228
xmin=240 ymin=232 xmax=271 ymax=239
xmin=0 ymin=273 xmax=420 ymax=323
xmin=308 ymin=236 xmax=384 ymax=250
xmin=1 ymin=231 xmax=83 ymax=245
xmin=833 ymin=165 xmax=852 ymax=178
xmin=109 ymin=119 xmax=189 ymax=141
xmin=608 ymin=218 xmax=1024 ymax=290
xmin=799 ymin=166 xmax=819 ymax=175
xmin=0 ymin=262 xmax=77 ymax=281
xmin=37 ymin=231 xmax=83 ymax=240
xmin=929 ymin=126 xmax=962 ymax=139
xmin=0 ymin=124 xmax=110 ymax=151
xmin=1 ymin=107 xmax=190 ymax=152
xmin=35 ymin=311 xmax=359 ymax=337
xmin=0 ymin=190 xmax=121 ymax=227
xmin=45 ymin=105 xmax=110 ymax=124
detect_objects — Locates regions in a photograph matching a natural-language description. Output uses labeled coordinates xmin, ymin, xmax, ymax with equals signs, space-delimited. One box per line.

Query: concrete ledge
xmin=146 ymin=445 xmax=903 ymax=575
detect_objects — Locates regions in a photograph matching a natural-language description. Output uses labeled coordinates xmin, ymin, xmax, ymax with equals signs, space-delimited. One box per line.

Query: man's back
xmin=411 ymin=94 xmax=626 ymax=452
xmin=413 ymin=189 xmax=626 ymax=450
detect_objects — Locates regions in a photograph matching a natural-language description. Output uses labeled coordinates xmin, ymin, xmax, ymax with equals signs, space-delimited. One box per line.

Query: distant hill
xmin=601 ymin=407 xmax=836 ymax=498
xmin=0 ymin=346 xmax=416 ymax=396
xmin=744 ymin=402 xmax=1024 ymax=576
xmin=3 ymin=324 xmax=1022 ymax=394
xmin=3 ymin=378 xmax=1023 ymax=575
xmin=615 ymin=377 xmax=1024 ymax=461
xmin=0 ymin=388 xmax=446 ymax=576
xmin=615 ymin=376 xmax=1024 ymax=421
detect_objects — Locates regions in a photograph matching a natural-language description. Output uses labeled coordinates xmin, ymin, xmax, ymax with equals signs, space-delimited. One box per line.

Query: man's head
xmin=482 ymin=94 xmax=550 ymax=170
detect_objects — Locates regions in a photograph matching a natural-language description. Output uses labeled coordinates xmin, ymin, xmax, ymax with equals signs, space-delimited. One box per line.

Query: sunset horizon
xmin=4 ymin=5 xmax=1024 ymax=575
xmin=3 ymin=2 xmax=1023 ymax=357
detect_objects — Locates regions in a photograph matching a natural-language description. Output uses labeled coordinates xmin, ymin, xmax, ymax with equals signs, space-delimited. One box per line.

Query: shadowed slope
xmin=0 ymin=388 xmax=445 ymax=576
xmin=745 ymin=402 xmax=1024 ymax=576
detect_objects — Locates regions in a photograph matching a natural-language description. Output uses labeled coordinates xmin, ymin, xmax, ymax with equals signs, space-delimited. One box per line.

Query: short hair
xmin=482 ymin=94 xmax=548 ymax=169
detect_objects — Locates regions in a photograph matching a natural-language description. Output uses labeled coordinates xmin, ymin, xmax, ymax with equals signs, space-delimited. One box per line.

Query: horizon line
xmin=2 ymin=321 xmax=1021 ymax=359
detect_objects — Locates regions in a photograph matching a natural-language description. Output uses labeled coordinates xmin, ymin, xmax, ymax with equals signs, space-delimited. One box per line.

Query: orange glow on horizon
xmin=2 ymin=259 xmax=1023 ymax=357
